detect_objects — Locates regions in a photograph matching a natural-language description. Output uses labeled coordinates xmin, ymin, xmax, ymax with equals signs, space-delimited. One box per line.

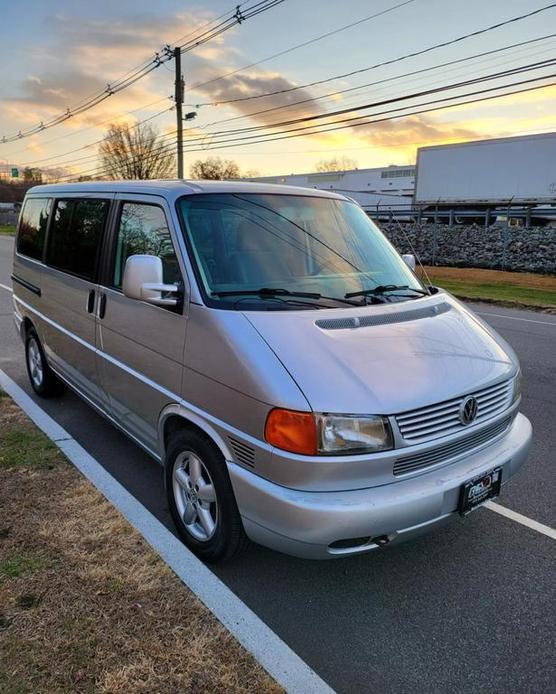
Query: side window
xmin=112 ymin=202 xmax=180 ymax=289
xmin=46 ymin=198 xmax=109 ymax=280
xmin=17 ymin=198 xmax=52 ymax=260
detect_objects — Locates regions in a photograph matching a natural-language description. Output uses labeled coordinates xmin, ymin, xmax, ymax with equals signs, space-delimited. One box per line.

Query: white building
xmin=249 ymin=165 xmax=415 ymax=215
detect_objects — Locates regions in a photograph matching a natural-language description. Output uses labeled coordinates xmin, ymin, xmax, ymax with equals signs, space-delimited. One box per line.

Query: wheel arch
xmin=21 ymin=315 xmax=34 ymax=340
xmin=158 ymin=404 xmax=234 ymax=464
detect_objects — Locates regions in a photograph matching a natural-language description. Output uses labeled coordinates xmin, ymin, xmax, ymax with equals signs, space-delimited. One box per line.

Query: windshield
xmin=177 ymin=193 xmax=425 ymax=310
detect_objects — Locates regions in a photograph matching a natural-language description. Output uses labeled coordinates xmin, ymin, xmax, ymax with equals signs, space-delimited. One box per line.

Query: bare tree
xmin=189 ymin=157 xmax=240 ymax=180
xmin=22 ymin=167 xmax=43 ymax=183
xmin=99 ymin=123 xmax=175 ymax=180
xmin=315 ymin=156 xmax=358 ymax=172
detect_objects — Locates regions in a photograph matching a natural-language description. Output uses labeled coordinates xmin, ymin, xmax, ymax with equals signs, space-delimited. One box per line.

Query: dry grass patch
xmin=422 ymin=266 xmax=556 ymax=310
xmin=0 ymin=393 xmax=281 ymax=694
xmin=423 ymin=266 xmax=556 ymax=289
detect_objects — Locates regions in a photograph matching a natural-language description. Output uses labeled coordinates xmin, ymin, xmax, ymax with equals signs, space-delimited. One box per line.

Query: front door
xmin=96 ymin=195 xmax=187 ymax=455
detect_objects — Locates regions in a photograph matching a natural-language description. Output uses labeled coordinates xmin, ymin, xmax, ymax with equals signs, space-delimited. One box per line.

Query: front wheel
xmin=165 ymin=429 xmax=249 ymax=563
xmin=25 ymin=328 xmax=64 ymax=398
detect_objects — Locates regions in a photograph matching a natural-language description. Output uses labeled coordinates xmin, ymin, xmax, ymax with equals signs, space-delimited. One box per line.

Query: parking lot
xmin=1 ymin=232 xmax=554 ymax=693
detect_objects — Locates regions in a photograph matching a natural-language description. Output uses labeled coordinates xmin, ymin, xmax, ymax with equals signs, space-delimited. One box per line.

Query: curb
xmin=0 ymin=369 xmax=334 ymax=694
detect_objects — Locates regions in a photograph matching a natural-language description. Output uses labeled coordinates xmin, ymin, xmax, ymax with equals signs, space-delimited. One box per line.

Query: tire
xmin=25 ymin=328 xmax=64 ymax=398
xmin=165 ymin=429 xmax=249 ymax=563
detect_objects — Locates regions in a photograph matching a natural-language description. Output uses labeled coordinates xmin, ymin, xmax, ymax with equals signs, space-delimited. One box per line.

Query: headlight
xmin=264 ymin=408 xmax=393 ymax=455
xmin=316 ymin=414 xmax=393 ymax=454
xmin=512 ymin=370 xmax=522 ymax=404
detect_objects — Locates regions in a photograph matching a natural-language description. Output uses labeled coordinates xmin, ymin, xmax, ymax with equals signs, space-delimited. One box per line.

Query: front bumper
xmin=228 ymin=413 xmax=532 ymax=559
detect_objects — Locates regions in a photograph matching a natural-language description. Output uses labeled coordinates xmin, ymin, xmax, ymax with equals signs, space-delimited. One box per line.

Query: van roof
xmin=26 ymin=179 xmax=350 ymax=201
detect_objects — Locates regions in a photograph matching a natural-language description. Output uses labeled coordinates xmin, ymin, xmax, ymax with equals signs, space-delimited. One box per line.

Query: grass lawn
xmin=0 ymin=224 xmax=16 ymax=235
xmin=0 ymin=390 xmax=280 ymax=694
xmin=422 ymin=266 xmax=556 ymax=310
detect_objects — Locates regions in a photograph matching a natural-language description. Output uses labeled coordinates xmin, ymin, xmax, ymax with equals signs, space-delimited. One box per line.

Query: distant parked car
xmin=0 ymin=202 xmax=19 ymax=212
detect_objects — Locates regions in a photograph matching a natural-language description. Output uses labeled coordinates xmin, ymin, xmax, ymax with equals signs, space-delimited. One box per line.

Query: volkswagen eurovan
xmin=12 ymin=181 xmax=532 ymax=561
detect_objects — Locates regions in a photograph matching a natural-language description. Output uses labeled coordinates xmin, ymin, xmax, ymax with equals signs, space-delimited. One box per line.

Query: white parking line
xmin=0 ymin=369 xmax=334 ymax=694
xmin=477 ymin=311 xmax=556 ymax=326
xmin=485 ymin=501 xmax=556 ymax=540
xmin=0 ymin=282 xmax=12 ymax=292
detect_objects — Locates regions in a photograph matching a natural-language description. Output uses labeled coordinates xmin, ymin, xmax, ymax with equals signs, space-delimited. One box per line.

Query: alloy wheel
xmin=27 ymin=338 xmax=44 ymax=389
xmin=172 ymin=451 xmax=218 ymax=542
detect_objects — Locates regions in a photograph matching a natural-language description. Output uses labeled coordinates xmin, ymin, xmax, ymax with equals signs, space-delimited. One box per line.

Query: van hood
xmin=243 ymin=294 xmax=517 ymax=414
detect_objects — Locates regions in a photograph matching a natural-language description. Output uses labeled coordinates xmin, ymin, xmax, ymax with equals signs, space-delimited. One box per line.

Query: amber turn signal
xmin=265 ymin=408 xmax=317 ymax=455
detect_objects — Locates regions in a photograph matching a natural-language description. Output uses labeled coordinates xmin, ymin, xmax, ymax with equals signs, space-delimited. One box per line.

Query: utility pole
xmin=174 ymin=47 xmax=184 ymax=178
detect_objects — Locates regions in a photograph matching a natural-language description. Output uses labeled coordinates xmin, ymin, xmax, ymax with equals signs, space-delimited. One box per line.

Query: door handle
xmin=98 ymin=293 xmax=107 ymax=319
xmin=86 ymin=289 xmax=95 ymax=313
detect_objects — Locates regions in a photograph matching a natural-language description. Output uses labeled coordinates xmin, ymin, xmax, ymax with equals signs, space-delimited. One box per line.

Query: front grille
xmin=393 ymin=415 xmax=512 ymax=476
xmin=395 ymin=379 xmax=513 ymax=444
xmin=228 ymin=437 xmax=255 ymax=468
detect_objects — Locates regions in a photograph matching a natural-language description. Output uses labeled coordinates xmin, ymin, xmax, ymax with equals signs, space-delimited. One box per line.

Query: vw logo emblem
xmin=459 ymin=396 xmax=478 ymax=425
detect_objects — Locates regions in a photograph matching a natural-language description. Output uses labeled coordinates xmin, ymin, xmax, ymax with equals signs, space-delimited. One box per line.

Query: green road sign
xmin=11 ymin=167 xmax=19 ymax=178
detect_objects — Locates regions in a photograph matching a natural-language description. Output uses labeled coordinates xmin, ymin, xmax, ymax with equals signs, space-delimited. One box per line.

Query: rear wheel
xmin=165 ymin=429 xmax=248 ymax=562
xmin=25 ymin=328 xmax=64 ymax=398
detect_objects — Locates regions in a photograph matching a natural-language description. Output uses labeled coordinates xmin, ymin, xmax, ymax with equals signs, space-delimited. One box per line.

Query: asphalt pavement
xmin=1 ymin=233 xmax=555 ymax=693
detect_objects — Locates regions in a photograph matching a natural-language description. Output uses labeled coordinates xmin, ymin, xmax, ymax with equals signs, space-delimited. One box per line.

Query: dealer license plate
xmin=459 ymin=467 xmax=502 ymax=516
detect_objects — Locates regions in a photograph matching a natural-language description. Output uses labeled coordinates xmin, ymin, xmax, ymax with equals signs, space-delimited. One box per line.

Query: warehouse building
xmin=249 ymin=165 xmax=415 ymax=214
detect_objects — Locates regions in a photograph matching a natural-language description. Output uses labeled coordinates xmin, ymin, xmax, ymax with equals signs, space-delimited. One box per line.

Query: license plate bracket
xmin=459 ymin=467 xmax=502 ymax=516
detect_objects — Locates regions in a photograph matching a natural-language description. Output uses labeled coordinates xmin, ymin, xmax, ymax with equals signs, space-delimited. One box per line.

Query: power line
xmin=179 ymin=59 xmax=556 ymax=142
xmin=59 ymin=53 xmax=556 ymax=174
xmin=3 ymin=4 xmax=256 ymax=155
xmin=53 ymin=74 xmax=556 ymax=181
xmin=176 ymin=74 xmax=556 ymax=151
xmin=16 ymin=34 xmax=555 ymax=172
xmin=0 ymin=0 xmax=285 ymax=145
xmin=194 ymin=2 xmax=556 ymax=106
xmin=40 ymin=49 xmax=556 ymax=176
xmin=16 ymin=107 xmax=174 ymax=168
xmin=170 ymin=2 xmax=250 ymax=47
xmin=1 ymin=96 xmax=172 ymax=160
xmin=189 ymin=0 xmax=416 ymax=92
xmin=10 ymin=4 xmax=552 ymax=167
xmin=51 ymin=68 xmax=556 ymax=180
xmin=201 ymin=33 xmax=556 ymax=129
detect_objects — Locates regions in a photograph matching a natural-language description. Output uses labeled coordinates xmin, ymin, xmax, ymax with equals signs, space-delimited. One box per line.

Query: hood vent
xmin=315 ymin=302 xmax=451 ymax=331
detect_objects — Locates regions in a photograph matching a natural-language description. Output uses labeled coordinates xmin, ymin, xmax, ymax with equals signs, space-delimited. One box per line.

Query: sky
xmin=0 ymin=0 xmax=555 ymax=179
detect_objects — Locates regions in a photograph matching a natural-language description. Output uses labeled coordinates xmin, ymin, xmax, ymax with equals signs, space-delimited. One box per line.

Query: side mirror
xmin=401 ymin=253 xmax=416 ymax=271
xmin=122 ymin=255 xmax=181 ymax=307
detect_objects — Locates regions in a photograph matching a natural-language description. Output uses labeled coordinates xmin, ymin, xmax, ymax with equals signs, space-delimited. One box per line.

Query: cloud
xmin=44 ymin=11 xmax=221 ymax=75
xmin=0 ymin=9 xmax=219 ymax=135
xmin=8 ymin=71 xmax=106 ymax=111
xmin=192 ymin=70 xmax=324 ymax=125
xmin=353 ymin=114 xmax=482 ymax=148
xmin=0 ymin=6 xmax=324 ymax=146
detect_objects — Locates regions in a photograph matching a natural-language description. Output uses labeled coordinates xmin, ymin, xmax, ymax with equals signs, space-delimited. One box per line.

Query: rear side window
xmin=112 ymin=202 xmax=180 ymax=289
xmin=17 ymin=198 xmax=52 ymax=260
xmin=46 ymin=198 xmax=109 ymax=281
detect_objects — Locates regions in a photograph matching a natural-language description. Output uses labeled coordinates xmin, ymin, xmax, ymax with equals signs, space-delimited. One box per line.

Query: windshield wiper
xmin=212 ymin=287 xmax=359 ymax=306
xmin=345 ymin=285 xmax=429 ymax=299
xmin=213 ymin=287 xmax=320 ymax=299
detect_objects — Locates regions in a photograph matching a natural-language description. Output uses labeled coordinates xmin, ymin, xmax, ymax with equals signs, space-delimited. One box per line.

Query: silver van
xmin=12 ymin=181 xmax=532 ymax=561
